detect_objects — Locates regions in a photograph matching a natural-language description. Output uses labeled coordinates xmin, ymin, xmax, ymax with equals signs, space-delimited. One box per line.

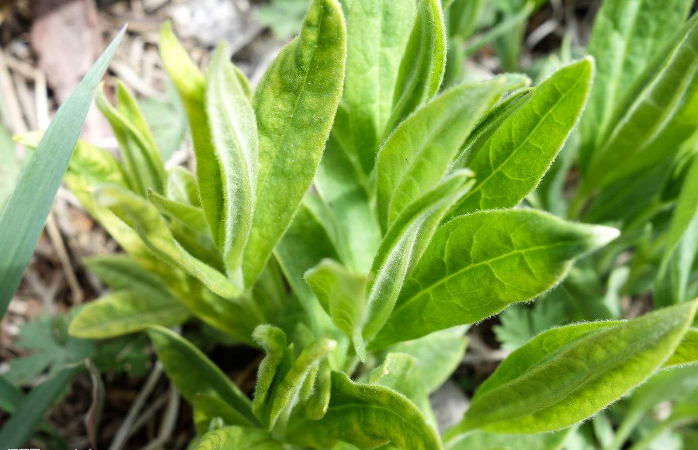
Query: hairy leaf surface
xmin=194 ymin=426 xmax=280 ymax=450
xmin=244 ymin=0 xmax=347 ymax=287
xmin=373 ymin=209 xmax=619 ymax=348
xmin=206 ymin=45 xmax=257 ymax=284
xmin=147 ymin=326 xmax=257 ymax=424
xmin=579 ymin=0 xmax=692 ymax=170
xmin=449 ymin=58 xmax=592 ymax=217
xmin=448 ymin=301 xmax=698 ymax=435
xmin=69 ymin=290 xmax=190 ymax=338
xmin=376 ymin=74 xmax=529 ymax=230
xmin=287 ymin=372 xmax=442 ymax=450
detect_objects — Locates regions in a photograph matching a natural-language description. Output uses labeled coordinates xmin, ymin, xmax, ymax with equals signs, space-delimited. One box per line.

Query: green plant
xmin=8 ymin=0 xmax=698 ymax=448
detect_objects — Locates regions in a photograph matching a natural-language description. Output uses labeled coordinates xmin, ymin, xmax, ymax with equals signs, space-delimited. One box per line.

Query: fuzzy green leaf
xmin=447 ymin=301 xmax=698 ymax=435
xmin=305 ymin=259 xmax=368 ymax=356
xmin=389 ymin=326 xmax=468 ymax=393
xmin=69 ymin=290 xmax=190 ymax=338
xmin=446 ymin=429 xmax=572 ymax=450
xmin=148 ymin=189 xmax=209 ymax=236
xmin=386 ymin=0 xmax=447 ymax=133
xmin=96 ymin=82 xmax=166 ymax=196
xmin=194 ymin=426 xmax=281 ymax=450
xmin=252 ymin=325 xmax=290 ymax=423
xmin=147 ymin=326 xmax=257 ymax=425
xmin=373 ymin=209 xmax=619 ymax=348
xmin=449 ymin=58 xmax=593 ymax=217
xmin=369 ymin=353 xmax=435 ymax=425
xmin=376 ymin=74 xmax=529 ymax=231
xmin=160 ymin=21 xmax=222 ymax=244
xmin=585 ymin=16 xmax=698 ymax=190
xmin=656 ymin=149 xmax=698 ymax=305
xmin=578 ymin=0 xmax=692 ymax=171
xmin=193 ymin=394 xmax=255 ymax=435
xmin=166 ymin=166 xmax=200 ymax=206
xmin=243 ymin=0 xmax=347 ymax=287
xmin=206 ymin=45 xmax=258 ymax=284
xmin=666 ymin=328 xmax=698 ymax=366
xmin=94 ymin=185 xmax=239 ymax=299
xmin=287 ymin=372 xmax=442 ymax=450
xmin=363 ymin=171 xmax=474 ymax=355
xmin=342 ymin=0 xmax=417 ymax=173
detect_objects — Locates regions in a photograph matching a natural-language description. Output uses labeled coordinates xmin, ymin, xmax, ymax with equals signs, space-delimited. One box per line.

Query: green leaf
xmin=193 ymin=394 xmax=255 ymax=435
xmin=166 ymin=166 xmax=200 ymax=206
xmin=96 ymin=81 xmax=166 ymax=195
xmin=363 ymin=171 xmax=474 ymax=355
xmin=446 ymin=429 xmax=572 ymax=450
xmin=0 ymin=27 xmax=125 ymax=321
xmin=275 ymin=198 xmax=340 ymax=332
xmin=666 ymin=328 xmax=698 ymax=366
xmin=139 ymin=82 xmax=187 ymax=161
xmin=243 ymin=0 xmax=347 ymax=287
xmin=147 ymin=189 xmax=209 ymax=236
xmin=304 ymin=359 xmax=332 ymax=419
xmin=389 ymin=326 xmax=468 ymax=394
xmin=160 ymin=21 xmax=222 ymax=245
xmin=206 ymin=44 xmax=258 ymax=285
xmin=252 ymin=325 xmax=336 ymax=429
xmin=84 ymin=254 xmax=172 ymax=296
xmin=268 ymin=337 xmax=337 ymax=428
xmin=342 ymin=0 xmax=417 ymax=173
xmin=369 ymin=353 xmax=435 ymax=425
xmin=315 ymin=126 xmax=382 ymax=273
xmin=656 ymin=150 xmax=698 ymax=305
xmin=147 ymin=326 xmax=257 ymax=425
xmin=194 ymin=426 xmax=281 ymax=450
xmin=376 ymin=74 xmax=529 ymax=230
xmin=0 ymin=375 xmax=22 ymax=413
xmin=447 ymin=300 xmax=698 ymax=436
xmin=252 ymin=325 xmax=290 ymax=423
xmin=287 ymin=372 xmax=442 ymax=450
xmin=386 ymin=0 xmax=447 ymax=134
xmin=448 ymin=58 xmax=593 ymax=217
xmin=585 ymin=16 xmax=698 ymax=190
xmin=578 ymin=0 xmax=692 ymax=171
xmin=372 ymin=209 xmax=619 ymax=348
xmin=94 ymin=185 xmax=239 ymax=299
xmin=69 ymin=290 xmax=190 ymax=338
xmin=305 ymin=259 xmax=367 ymax=357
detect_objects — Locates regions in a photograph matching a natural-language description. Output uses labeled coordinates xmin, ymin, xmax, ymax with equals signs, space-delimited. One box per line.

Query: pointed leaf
xmin=206 ymin=45 xmax=258 ymax=284
xmin=96 ymin=82 xmax=166 ymax=195
xmin=94 ymin=185 xmax=239 ymax=299
xmin=0 ymin=27 xmax=125 ymax=321
xmin=147 ymin=326 xmax=257 ymax=425
xmin=389 ymin=326 xmax=468 ymax=393
xmin=252 ymin=325 xmax=290 ymax=422
xmin=449 ymin=58 xmax=593 ymax=217
xmin=166 ymin=166 xmax=200 ymax=206
xmin=363 ymin=171 xmax=474 ymax=355
xmin=369 ymin=353 xmax=435 ymax=425
xmin=342 ymin=0 xmax=417 ymax=173
xmin=579 ymin=0 xmax=692 ymax=171
xmin=585 ymin=16 xmax=698 ymax=190
xmin=386 ymin=0 xmax=447 ymax=133
xmin=287 ymin=372 xmax=442 ymax=450
xmin=194 ymin=394 xmax=255 ymax=435
xmin=666 ymin=328 xmax=698 ymax=367
xmin=376 ymin=74 xmax=529 ymax=230
xmin=160 ymin=21 xmax=222 ymax=244
xmin=69 ymin=290 xmax=190 ymax=338
xmin=243 ymin=0 xmax=347 ymax=287
xmin=148 ymin=189 xmax=209 ymax=236
xmin=373 ymin=209 xmax=619 ymax=348
xmin=448 ymin=301 xmax=698 ymax=435
xmin=305 ymin=259 xmax=367 ymax=356
xmin=84 ymin=254 xmax=172 ymax=297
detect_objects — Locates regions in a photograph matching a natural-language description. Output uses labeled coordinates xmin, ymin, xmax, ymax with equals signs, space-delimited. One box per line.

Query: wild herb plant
xmin=6 ymin=0 xmax=698 ymax=448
